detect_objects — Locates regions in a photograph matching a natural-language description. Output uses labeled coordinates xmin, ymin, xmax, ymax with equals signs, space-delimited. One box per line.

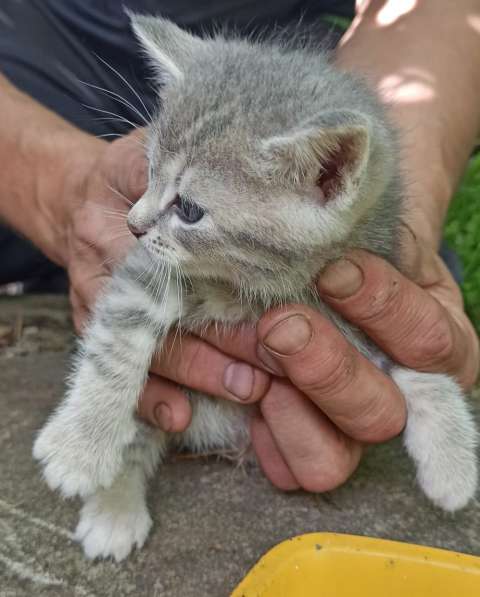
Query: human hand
xmin=139 ymin=227 xmax=479 ymax=491
xmin=249 ymin=229 xmax=479 ymax=490
xmin=65 ymin=130 xmax=148 ymax=330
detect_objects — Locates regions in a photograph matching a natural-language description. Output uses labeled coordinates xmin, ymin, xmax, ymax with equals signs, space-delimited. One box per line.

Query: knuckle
xmin=411 ymin=308 xmax=455 ymax=367
xmin=72 ymin=215 xmax=96 ymax=249
xmin=357 ymin=273 xmax=403 ymax=323
xmin=299 ymin=345 xmax=357 ymax=396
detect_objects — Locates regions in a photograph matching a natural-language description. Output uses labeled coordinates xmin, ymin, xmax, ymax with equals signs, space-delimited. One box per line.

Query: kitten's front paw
xmin=33 ymin=422 xmax=94 ymax=497
xmin=75 ymin=491 xmax=152 ymax=562
xmin=417 ymin=456 xmax=478 ymax=512
xmin=33 ymin=415 xmax=123 ymax=498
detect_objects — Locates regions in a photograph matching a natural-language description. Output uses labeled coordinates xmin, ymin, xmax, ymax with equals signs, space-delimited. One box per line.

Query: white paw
xmin=33 ymin=415 xmax=123 ymax=498
xmin=417 ymin=456 xmax=478 ymax=512
xmin=393 ymin=368 xmax=478 ymax=512
xmin=75 ymin=492 xmax=152 ymax=562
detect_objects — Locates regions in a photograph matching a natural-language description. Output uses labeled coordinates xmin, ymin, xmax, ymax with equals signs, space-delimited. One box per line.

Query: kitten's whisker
xmin=96 ymin=132 xmax=149 ymax=151
xmin=97 ymin=133 xmax=125 ymax=140
xmin=103 ymin=212 xmax=128 ymax=220
xmin=102 ymin=232 xmax=133 ymax=244
xmin=77 ymin=79 xmax=150 ymax=126
xmin=98 ymin=255 xmax=118 ymax=269
xmin=88 ymin=111 xmax=140 ymax=130
xmin=107 ymin=184 xmax=135 ymax=207
xmin=104 ymin=219 xmax=129 ymax=228
xmin=168 ymin=270 xmax=182 ymax=358
xmin=92 ymin=52 xmax=153 ymax=122
xmin=101 ymin=206 xmax=129 ymax=215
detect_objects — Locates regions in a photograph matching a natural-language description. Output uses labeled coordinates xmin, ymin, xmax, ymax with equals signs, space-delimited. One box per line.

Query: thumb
xmin=106 ymin=128 xmax=148 ymax=201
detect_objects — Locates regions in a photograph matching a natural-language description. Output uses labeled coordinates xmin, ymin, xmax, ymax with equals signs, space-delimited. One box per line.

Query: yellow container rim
xmin=231 ymin=533 xmax=480 ymax=596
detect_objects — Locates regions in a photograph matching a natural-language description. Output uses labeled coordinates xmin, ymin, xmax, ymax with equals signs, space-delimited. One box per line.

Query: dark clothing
xmin=0 ymin=0 xmax=353 ymax=290
xmin=0 ymin=0 xmax=353 ymax=135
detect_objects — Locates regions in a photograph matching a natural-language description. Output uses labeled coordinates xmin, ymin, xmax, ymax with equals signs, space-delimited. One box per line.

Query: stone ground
xmin=0 ymin=295 xmax=479 ymax=597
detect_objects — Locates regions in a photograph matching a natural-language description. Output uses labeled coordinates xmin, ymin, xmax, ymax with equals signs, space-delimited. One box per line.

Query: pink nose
xmin=127 ymin=220 xmax=146 ymax=239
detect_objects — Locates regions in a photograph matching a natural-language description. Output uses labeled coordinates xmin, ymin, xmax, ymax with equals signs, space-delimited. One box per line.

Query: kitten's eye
xmin=172 ymin=194 xmax=205 ymax=224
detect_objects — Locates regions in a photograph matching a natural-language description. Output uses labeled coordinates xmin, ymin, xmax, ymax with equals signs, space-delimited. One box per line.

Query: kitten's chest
xmin=181 ymin=284 xmax=263 ymax=331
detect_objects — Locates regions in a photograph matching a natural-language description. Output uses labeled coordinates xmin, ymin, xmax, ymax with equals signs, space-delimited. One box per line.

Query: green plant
xmin=444 ymin=153 xmax=480 ymax=335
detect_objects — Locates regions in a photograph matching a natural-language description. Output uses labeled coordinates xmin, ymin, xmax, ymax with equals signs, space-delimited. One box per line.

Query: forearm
xmin=336 ymin=0 xmax=480 ymax=247
xmin=0 ymin=73 xmax=102 ymax=265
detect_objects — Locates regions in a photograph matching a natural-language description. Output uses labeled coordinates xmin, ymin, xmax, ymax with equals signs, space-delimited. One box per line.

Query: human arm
xmin=0 ymin=72 xmax=102 ymax=265
xmin=336 ymin=0 xmax=480 ymax=247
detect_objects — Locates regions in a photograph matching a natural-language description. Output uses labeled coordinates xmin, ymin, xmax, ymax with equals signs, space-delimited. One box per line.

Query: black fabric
xmin=0 ymin=0 xmax=354 ymax=135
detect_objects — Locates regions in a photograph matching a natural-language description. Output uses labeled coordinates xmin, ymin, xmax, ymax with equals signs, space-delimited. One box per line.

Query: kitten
xmin=33 ymin=15 xmax=478 ymax=562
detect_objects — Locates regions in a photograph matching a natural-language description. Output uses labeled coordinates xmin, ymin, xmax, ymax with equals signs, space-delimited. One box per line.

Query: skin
xmin=0 ymin=0 xmax=479 ymax=492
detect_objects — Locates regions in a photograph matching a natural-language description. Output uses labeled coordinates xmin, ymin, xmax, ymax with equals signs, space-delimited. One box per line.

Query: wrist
xmin=401 ymin=157 xmax=454 ymax=251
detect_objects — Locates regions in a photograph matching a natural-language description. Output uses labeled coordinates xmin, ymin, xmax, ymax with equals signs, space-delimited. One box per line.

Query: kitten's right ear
xmin=129 ymin=14 xmax=200 ymax=84
xmin=258 ymin=110 xmax=372 ymax=204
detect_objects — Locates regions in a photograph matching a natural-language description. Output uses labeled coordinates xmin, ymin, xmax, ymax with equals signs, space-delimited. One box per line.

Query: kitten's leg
xmin=75 ymin=430 xmax=166 ymax=562
xmin=33 ymin=252 xmax=180 ymax=498
xmin=392 ymin=367 xmax=478 ymax=511
xmin=176 ymin=393 xmax=251 ymax=456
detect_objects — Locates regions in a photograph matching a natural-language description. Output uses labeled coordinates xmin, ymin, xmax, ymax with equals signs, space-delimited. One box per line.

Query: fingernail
xmin=263 ymin=314 xmax=312 ymax=356
xmin=153 ymin=403 xmax=172 ymax=432
xmin=256 ymin=344 xmax=284 ymax=375
xmin=318 ymin=259 xmax=363 ymax=298
xmin=223 ymin=362 xmax=254 ymax=401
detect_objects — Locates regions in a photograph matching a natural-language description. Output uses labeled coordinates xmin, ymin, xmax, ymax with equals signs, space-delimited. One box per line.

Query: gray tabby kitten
xmin=33 ymin=15 xmax=478 ymax=561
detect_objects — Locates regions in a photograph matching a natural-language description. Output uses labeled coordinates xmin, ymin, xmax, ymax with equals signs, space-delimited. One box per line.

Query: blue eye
xmin=172 ymin=194 xmax=205 ymax=224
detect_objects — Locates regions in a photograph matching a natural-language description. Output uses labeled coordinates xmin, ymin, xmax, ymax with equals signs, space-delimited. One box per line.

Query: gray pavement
xmin=1 ymin=295 xmax=479 ymax=596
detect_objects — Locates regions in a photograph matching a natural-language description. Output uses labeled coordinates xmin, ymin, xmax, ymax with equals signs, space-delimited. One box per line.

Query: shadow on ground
xmin=1 ymin=296 xmax=479 ymax=596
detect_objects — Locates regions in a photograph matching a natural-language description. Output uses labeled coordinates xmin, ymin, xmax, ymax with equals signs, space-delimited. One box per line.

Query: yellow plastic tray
xmin=231 ymin=533 xmax=480 ymax=596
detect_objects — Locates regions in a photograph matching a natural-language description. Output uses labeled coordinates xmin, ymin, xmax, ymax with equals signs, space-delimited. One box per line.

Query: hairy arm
xmin=0 ymin=73 xmax=102 ymax=265
xmin=336 ymin=0 xmax=480 ymax=247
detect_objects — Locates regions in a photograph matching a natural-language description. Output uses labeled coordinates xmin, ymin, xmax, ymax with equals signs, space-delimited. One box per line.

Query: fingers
xmin=250 ymin=414 xmax=300 ymax=491
xmin=69 ymin=288 xmax=89 ymax=334
xmin=105 ymin=129 xmax=148 ymax=200
xmin=258 ymin=380 xmax=363 ymax=491
xmin=257 ymin=306 xmax=406 ymax=443
xmin=317 ymin=250 xmax=472 ymax=384
xmin=137 ymin=374 xmax=192 ymax=433
xmin=197 ymin=323 xmax=279 ymax=372
xmin=151 ymin=332 xmax=272 ymax=404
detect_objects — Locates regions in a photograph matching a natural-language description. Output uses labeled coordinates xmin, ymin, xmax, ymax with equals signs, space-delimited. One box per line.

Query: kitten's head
xmin=127 ymin=16 xmax=397 ymax=299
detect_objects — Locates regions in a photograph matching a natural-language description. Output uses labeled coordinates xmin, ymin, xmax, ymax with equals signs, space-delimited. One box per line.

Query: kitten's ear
xmin=259 ymin=111 xmax=370 ymax=202
xmin=129 ymin=14 xmax=200 ymax=84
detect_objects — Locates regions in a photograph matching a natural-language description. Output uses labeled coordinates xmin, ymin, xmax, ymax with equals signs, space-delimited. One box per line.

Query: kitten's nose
xmin=127 ymin=220 xmax=146 ymax=239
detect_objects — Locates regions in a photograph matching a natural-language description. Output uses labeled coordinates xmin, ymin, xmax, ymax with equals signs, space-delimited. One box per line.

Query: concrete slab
xmin=1 ymin=296 xmax=479 ymax=596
